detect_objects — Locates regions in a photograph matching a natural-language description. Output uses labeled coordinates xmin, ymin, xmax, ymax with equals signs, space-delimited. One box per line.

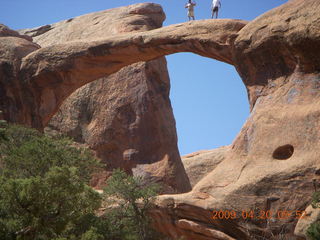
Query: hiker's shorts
xmin=212 ymin=6 xmax=218 ymax=12
xmin=188 ymin=10 xmax=194 ymax=17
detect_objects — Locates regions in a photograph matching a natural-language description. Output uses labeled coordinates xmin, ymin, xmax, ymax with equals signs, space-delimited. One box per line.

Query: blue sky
xmin=1 ymin=0 xmax=286 ymax=155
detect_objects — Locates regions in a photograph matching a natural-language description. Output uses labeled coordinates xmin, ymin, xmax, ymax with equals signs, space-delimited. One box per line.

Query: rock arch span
xmin=0 ymin=4 xmax=246 ymax=195
xmin=19 ymin=19 xmax=246 ymax=128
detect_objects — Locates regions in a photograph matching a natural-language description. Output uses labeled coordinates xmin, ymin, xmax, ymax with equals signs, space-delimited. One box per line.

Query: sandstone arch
xmin=18 ymin=19 xmax=246 ymax=128
xmin=0 ymin=4 xmax=246 ymax=195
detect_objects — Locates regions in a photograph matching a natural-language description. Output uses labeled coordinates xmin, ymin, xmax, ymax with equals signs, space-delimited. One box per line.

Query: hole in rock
xmin=272 ymin=144 xmax=294 ymax=160
xmin=167 ymin=53 xmax=250 ymax=155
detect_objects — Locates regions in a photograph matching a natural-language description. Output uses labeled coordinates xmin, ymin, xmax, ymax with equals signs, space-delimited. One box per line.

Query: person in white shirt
xmin=185 ymin=0 xmax=196 ymax=21
xmin=211 ymin=0 xmax=221 ymax=19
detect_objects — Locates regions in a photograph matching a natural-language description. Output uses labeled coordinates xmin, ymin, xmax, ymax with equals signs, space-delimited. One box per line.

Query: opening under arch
xmin=167 ymin=53 xmax=250 ymax=155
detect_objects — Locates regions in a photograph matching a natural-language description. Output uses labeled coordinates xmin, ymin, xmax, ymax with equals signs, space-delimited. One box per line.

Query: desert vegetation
xmin=306 ymin=191 xmax=320 ymax=240
xmin=0 ymin=122 xmax=162 ymax=240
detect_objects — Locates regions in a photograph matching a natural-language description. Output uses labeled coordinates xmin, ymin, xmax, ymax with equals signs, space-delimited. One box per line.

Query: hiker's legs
xmin=212 ymin=8 xmax=217 ymax=19
xmin=216 ymin=10 xmax=219 ymax=19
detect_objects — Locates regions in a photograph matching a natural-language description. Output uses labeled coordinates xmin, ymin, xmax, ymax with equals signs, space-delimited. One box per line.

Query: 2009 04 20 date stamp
xmin=212 ymin=210 xmax=306 ymax=220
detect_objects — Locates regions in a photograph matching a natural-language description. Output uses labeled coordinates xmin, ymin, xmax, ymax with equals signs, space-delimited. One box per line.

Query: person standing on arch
xmin=211 ymin=0 xmax=221 ymax=19
xmin=185 ymin=0 xmax=196 ymax=21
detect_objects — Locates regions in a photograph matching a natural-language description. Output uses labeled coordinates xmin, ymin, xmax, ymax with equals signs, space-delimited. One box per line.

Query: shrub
xmin=0 ymin=124 xmax=169 ymax=240
xmin=311 ymin=191 xmax=320 ymax=209
xmin=103 ymin=169 xmax=161 ymax=240
xmin=306 ymin=191 xmax=320 ymax=240
xmin=0 ymin=124 xmax=104 ymax=240
xmin=307 ymin=221 xmax=320 ymax=240
xmin=0 ymin=124 xmax=98 ymax=181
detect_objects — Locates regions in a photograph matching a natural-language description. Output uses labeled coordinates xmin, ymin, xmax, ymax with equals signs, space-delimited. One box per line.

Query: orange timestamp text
xmin=212 ymin=210 xmax=306 ymax=220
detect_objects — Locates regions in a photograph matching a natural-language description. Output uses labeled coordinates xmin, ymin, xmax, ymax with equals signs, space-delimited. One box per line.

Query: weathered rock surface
xmin=19 ymin=18 xmax=246 ymax=126
xmin=50 ymin=57 xmax=189 ymax=192
xmin=0 ymin=27 xmax=40 ymax=125
xmin=19 ymin=3 xmax=165 ymax=45
xmin=234 ymin=0 xmax=320 ymax=109
xmin=47 ymin=59 xmax=187 ymax=193
xmin=182 ymin=146 xmax=229 ymax=187
xmin=0 ymin=24 xmax=33 ymax=41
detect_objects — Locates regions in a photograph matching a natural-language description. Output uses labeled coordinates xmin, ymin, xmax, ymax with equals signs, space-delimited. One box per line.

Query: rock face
xmin=20 ymin=3 xmax=190 ymax=193
xmin=0 ymin=26 xmax=40 ymax=125
xmin=182 ymin=146 xmax=229 ymax=187
xmin=0 ymin=24 xmax=32 ymax=41
xmin=1 ymin=0 xmax=319 ymax=239
xmin=47 ymin=59 xmax=184 ymax=192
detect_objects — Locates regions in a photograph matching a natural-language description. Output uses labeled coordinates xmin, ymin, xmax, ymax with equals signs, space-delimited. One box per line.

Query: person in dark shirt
xmin=211 ymin=0 xmax=222 ymax=19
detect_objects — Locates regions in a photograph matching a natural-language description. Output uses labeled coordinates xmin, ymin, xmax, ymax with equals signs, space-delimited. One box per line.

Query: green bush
xmin=103 ymin=169 xmax=162 ymax=240
xmin=306 ymin=191 xmax=320 ymax=240
xmin=307 ymin=221 xmax=320 ymax=240
xmin=311 ymin=191 xmax=320 ymax=209
xmin=0 ymin=124 xmax=104 ymax=240
xmin=80 ymin=227 xmax=104 ymax=240
xmin=0 ymin=124 xmax=98 ymax=181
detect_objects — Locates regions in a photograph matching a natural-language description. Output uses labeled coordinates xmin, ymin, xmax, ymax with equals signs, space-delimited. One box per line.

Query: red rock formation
xmin=0 ymin=24 xmax=32 ymax=41
xmin=1 ymin=4 xmax=245 ymax=193
xmin=182 ymin=146 xmax=230 ymax=187
xmin=1 ymin=0 xmax=319 ymax=238
xmin=17 ymin=18 xmax=246 ymax=129
xmin=0 ymin=26 xmax=40 ymax=126
xmin=151 ymin=1 xmax=320 ymax=239
xmin=20 ymin=3 xmax=191 ymax=193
